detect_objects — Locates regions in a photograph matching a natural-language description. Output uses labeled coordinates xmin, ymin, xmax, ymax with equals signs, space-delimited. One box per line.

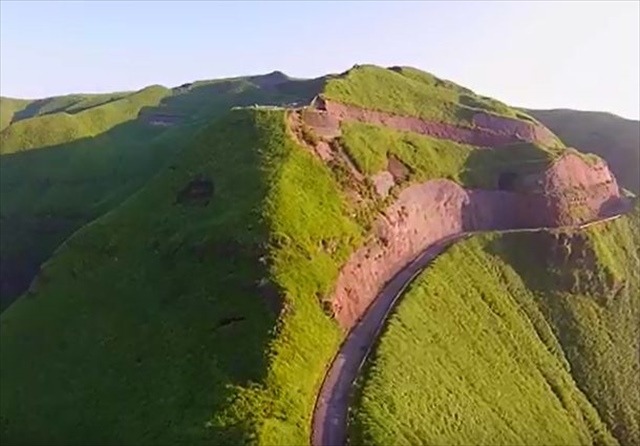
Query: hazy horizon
xmin=1 ymin=1 xmax=638 ymax=119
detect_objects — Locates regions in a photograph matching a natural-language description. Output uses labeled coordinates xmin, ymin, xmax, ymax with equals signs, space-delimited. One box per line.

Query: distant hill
xmin=0 ymin=65 xmax=636 ymax=445
xmin=526 ymin=108 xmax=640 ymax=193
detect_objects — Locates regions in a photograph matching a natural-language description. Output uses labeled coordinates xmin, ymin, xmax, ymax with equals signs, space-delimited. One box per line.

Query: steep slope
xmin=0 ymin=108 xmax=361 ymax=445
xmin=350 ymin=206 xmax=639 ymax=445
xmin=0 ymin=72 xmax=324 ymax=310
xmin=324 ymin=65 xmax=555 ymax=142
xmin=527 ymin=108 xmax=640 ymax=193
xmin=0 ymin=65 xmax=631 ymax=445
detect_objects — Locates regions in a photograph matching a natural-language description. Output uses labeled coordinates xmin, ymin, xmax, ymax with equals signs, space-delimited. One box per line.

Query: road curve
xmin=310 ymin=212 xmax=626 ymax=446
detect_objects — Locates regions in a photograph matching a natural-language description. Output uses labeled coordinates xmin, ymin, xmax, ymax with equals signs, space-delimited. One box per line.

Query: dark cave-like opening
xmin=498 ymin=172 xmax=519 ymax=191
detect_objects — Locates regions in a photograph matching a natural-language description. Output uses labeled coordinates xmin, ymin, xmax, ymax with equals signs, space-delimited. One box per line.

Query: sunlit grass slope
xmin=339 ymin=121 xmax=564 ymax=188
xmin=0 ymin=86 xmax=170 ymax=154
xmin=323 ymin=65 xmax=540 ymax=125
xmin=350 ymin=205 xmax=639 ymax=446
xmin=0 ymin=73 xmax=323 ymax=309
xmin=0 ymin=108 xmax=365 ymax=445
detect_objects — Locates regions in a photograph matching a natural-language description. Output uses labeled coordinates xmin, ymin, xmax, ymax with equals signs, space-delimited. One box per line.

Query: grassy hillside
xmin=0 ymin=108 xmax=367 ymax=444
xmin=0 ymin=86 xmax=171 ymax=154
xmin=527 ymin=109 xmax=640 ymax=193
xmin=350 ymin=206 xmax=639 ymax=446
xmin=0 ymin=73 xmax=324 ymax=310
xmin=324 ymin=65 xmax=539 ymax=125
xmin=1 ymin=64 xmax=634 ymax=446
xmin=340 ymin=121 xmax=563 ymax=189
xmin=0 ymin=98 xmax=31 ymax=131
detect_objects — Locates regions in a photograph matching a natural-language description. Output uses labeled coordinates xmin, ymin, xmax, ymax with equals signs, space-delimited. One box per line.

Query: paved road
xmin=310 ymin=213 xmax=626 ymax=446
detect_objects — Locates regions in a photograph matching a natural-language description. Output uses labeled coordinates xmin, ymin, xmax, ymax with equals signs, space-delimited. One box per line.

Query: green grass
xmin=323 ymin=65 xmax=535 ymax=126
xmin=4 ymin=92 xmax=131 ymax=123
xmin=0 ymin=108 xmax=367 ymax=444
xmin=350 ymin=207 xmax=639 ymax=446
xmin=339 ymin=121 xmax=564 ymax=189
xmin=1 ymin=64 xmax=635 ymax=446
xmin=0 ymin=86 xmax=170 ymax=154
xmin=0 ymin=72 xmax=324 ymax=309
xmin=0 ymin=119 xmax=180 ymax=310
xmin=0 ymin=98 xmax=31 ymax=131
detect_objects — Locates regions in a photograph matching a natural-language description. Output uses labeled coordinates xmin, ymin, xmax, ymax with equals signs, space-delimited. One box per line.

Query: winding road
xmin=310 ymin=212 xmax=628 ymax=446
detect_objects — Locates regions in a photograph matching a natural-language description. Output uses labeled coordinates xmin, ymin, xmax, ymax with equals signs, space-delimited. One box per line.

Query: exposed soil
xmin=330 ymin=155 xmax=624 ymax=328
xmin=387 ymin=156 xmax=410 ymax=182
xmin=311 ymin=210 xmax=628 ymax=446
xmin=370 ymin=171 xmax=395 ymax=197
xmin=310 ymin=96 xmax=560 ymax=148
xmin=288 ymin=101 xmax=625 ymax=329
xmin=330 ymin=179 xmax=516 ymax=327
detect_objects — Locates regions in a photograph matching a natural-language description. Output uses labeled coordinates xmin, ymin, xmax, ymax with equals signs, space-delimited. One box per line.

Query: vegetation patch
xmin=0 ymin=73 xmax=324 ymax=309
xmin=339 ymin=121 xmax=562 ymax=189
xmin=324 ymin=65 xmax=527 ymax=126
xmin=349 ymin=208 xmax=639 ymax=446
xmin=0 ymin=109 xmax=368 ymax=445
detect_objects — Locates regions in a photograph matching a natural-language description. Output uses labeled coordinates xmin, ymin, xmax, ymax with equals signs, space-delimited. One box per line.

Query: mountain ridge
xmin=0 ymin=64 xmax=637 ymax=446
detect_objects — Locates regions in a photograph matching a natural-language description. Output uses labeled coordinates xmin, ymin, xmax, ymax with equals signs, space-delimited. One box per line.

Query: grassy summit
xmin=324 ymin=65 xmax=539 ymax=125
xmin=350 ymin=206 xmax=639 ymax=446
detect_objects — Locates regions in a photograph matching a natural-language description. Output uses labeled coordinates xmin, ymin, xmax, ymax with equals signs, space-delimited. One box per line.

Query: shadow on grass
xmin=0 ymin=110 xmax=286 ymax=444
xmin=1 ymin=74 xmax=327 ymax=312
xmin=460 ymin=142 xmax=554 ymax=190
xmin=0 ymin=119 xmax=184 ymax=310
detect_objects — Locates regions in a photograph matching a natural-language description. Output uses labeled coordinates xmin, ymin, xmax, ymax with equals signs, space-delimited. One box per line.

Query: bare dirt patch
xmin=310 ymin=96 xmax=560 ymax=148
xmin=330 ymin=152 xmax=625 ymax=328
xmin=287 ymin=99 xmax=625 ymax=329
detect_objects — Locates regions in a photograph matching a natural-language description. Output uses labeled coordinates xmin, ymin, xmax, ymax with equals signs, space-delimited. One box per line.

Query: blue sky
xmin=1 ymin=1 xmax=638 ymax=119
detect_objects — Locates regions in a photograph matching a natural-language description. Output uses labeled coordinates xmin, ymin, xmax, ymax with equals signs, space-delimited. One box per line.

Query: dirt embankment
xmin=310 ymin=96 xmax=560 ymax=147
xmin=330 ymin=154 xmax=624 ymax=328
xmin=288 ymin=97 xmax=625 ymax=329
xmin=539 ymin=153 xmax=622 ymax=225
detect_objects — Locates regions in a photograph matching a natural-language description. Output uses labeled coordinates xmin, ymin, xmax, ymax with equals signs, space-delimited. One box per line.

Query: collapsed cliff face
xmin=329 ymin=180 xmax=520 ymax=327
xmin=540 ymin=153 xmax=623 ymax=224
xmin=330 ymin=155 xmax=625 ymax=328
xmin=296 ymin=98 xmax=627 ymax=329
